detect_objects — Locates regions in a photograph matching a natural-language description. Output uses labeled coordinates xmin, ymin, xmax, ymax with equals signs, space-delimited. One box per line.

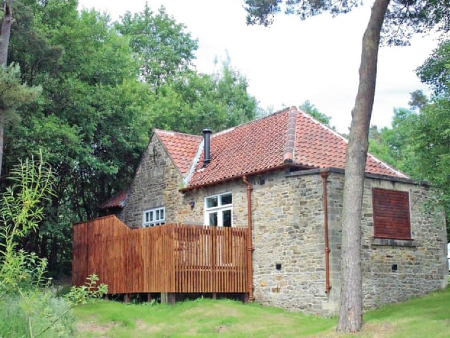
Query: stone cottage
xmin=101 ymin=106 xmax=448 ymax=315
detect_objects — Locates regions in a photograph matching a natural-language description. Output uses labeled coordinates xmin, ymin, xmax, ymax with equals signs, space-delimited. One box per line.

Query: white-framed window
xmin=143 ymin=207 xmax=165 ymax=227
xmin=204 ymin=192 xmax=232 ymax=227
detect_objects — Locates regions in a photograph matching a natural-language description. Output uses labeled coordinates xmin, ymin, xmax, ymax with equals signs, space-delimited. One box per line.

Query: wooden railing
xmin=72 ymin=215 xmax=248 ymax=294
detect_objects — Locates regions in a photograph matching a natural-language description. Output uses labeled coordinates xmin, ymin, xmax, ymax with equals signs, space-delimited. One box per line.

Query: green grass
xmin=74 ymin=286 xmax=450 ymax=338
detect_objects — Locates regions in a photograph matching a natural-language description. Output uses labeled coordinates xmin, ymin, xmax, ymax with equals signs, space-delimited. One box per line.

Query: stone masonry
xmin=120 ymin=134 xmax=186 ymax=228
xmin=324 ymin=170 xmax=448 ymax=313
xmin=120 ymin=137 xmax=447 ymax=316
xmin=181 ymin=169 xmax=447 ymax=315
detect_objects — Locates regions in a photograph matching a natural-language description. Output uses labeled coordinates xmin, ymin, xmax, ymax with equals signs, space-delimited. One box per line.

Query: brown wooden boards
xmin=72 ymin=216 xmax=248 ymax=294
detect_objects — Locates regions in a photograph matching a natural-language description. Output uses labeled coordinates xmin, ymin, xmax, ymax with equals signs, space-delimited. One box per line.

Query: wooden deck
xmin=72 ymin=215 xmax=248 ymax=295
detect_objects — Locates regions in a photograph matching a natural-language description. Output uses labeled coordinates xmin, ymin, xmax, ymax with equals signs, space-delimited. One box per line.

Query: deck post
xmin=161 ymin=292 xmax=168 ymax=303
xmin=169 ymin=293 xmax=176 ymax=305
xmin=124 ymin=294 xmax=130 ymax=303
xmin=161 ymin=292 xmax=176 ymax=304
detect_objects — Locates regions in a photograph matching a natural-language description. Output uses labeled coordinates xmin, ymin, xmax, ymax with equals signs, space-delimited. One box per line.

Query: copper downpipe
xmin=242 ymin=175 xmax=254 ymax=301
xmin=320 ymin=171 xmax=332 ymax=293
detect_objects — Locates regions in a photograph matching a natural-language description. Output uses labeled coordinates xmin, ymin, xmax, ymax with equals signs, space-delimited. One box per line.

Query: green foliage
xmin=244 ymin=0 xmax=450 ymax=45
xmin=411 ymin=98 xmax=450 ymax=216
xmin=408 ymin=89 xmax=428 ymax=111
xmin=0 ymin=156 xmax=107 ymax=337
xmin=417 ymin=40 xmax=450 ymax=97
xmin=0 ymin=154 xmax=53 ymax=295
xmin=368 ymin=102 xmax=449 ymax=238
xmin=0 ymin=63 xmax=40 ymax=124
xmin=368 ymin=108 xmax=419 ymax=175
xmin=5 ymin=1 xmax=152 ymax=274
xmin=116 ymin=4 xmax=198 ymax=87
xmin=0 ymin=291 xmax=75 ymax=338
xmin=4 ymin=1 xmax=259 ymax=278
xmin=150 ymin=59 xmax=258 ymax=134
xmin=299 ymin=100 xmax=333 ymax=127
xmin=66 ymin=274 xmax=108 ymax=306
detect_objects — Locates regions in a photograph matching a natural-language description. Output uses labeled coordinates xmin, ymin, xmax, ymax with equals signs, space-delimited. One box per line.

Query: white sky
xmin=78 ymin=0 xmax=439 ymax=133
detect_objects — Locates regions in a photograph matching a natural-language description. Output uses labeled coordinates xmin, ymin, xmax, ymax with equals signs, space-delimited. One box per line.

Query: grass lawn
xmin=74 ymin=286 xmax=450 ymax=337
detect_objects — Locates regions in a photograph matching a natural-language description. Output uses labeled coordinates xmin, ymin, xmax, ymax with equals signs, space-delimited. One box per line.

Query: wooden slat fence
xmin=72 ymin=215 xmax=248 ymax=294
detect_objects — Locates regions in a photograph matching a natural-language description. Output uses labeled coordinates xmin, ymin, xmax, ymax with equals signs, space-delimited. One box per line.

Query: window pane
xmin=209 ymin=212 xmax=218 ymax=226
xmin=150 ymin=212 xmax=153 ymax=222
xmin=221 ymin=194 xmax=232 ymax=205
xmin=223 ymin=209 xmax=232 ymax=227
xmin=206 ymin=196 xmax=218 ymax=208
xmin=160 ymin=209 xmax=164 ymax=220
xmin=145 ymin=212 xmax=149 ymax=222
xmin=156 ymin=210 xmax=160 ymax=220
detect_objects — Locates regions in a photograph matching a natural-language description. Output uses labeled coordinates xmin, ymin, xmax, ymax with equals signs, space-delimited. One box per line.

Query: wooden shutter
xmin=372 ymin=188 xmax=411 ymax=240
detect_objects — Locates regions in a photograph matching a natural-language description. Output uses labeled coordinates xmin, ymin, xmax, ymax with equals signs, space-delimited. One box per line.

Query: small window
xmin=372 ymin=189 xmax=411 ymax=240
xmin=205 ymin=193 xmax=232 ymax=227
xmin=143 ymin=207 xmax=165 ymax=227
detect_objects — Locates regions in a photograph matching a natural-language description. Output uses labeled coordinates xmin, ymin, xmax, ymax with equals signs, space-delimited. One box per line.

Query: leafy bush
xmin=0 ymin=290 xmax=75 ymax=338
xmin=0 ymin=155 xmax=107 ymax=337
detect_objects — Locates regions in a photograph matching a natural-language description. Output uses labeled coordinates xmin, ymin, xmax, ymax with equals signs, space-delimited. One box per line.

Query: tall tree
xmin=368 ymin=96 xmax=449 ymax=240
xmin=5 ymin=1 xmax=152 ymax=275
xmin=414 ymin=41 xmax=450 ymax=236
xmin=0 ymin=0 xmax=13 ymax=66
xmin=116 ymin=4 xmax=198 ymax=88
xmin=408 ymin=89 xmax=428 ymax=111
xmin=0 ymin=0 xmax=15 ymax=178
xmin=368 ymin=107 xmax=418 ymax=173
xmin=4 ymin=1 xmax=258 ymax=276
xmin=150 ymin=59 xmax=258 ymax=134
xmin=244 ymin=0 xmax=450 ymax=332
xmin=417 ymin=40 xmax=450 ymax=97
xmin=299 ymin=100 xmax=333 ymax=127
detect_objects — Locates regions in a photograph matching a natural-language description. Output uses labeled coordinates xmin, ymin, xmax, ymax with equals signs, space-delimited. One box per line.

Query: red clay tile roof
xmin=105 ymin=106 xmax=406 ymax=202
xmin=99 ymin=189 xmax=129 ymax=209
xmin=155 ymin=129 xmax=202 ymax=176
xmin=187 ymin=108 xmax=294 ymax=188
xmin=295 ymin=110 xmax=405 ymax=177
xmin=184 ymin=106 xmax=406 ymax=189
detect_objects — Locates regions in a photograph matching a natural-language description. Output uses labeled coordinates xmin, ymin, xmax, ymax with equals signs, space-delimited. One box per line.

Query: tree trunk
xmin=337 ymin=0 xmax=390 ymax=332
xmin=0 ymin=0 xmax=14 ymax=179
xmin=0 ymin=0 xmax=13 ymax=65
xmin=0 ymin=119 xmax=3 ymax=179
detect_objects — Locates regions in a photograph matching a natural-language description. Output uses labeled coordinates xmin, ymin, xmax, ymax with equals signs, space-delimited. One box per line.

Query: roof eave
xmin=180 ymin=163 xmax=315 ymax=192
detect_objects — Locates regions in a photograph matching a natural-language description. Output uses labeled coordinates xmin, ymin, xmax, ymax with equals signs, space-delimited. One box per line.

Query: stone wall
xmin=326 ymin=171 xmax=448 ymax=313
xmin=181 ymin=180 xmax=247 ymax=227
xmin=250 ymin=170 xmax=330 ymax=314
xmin=120 ymin=134 xmax=186 ymax=228
xmin=120 ymin=144 xmax=447 ymax=316
xmin=179 ymin=170 xmax=331 ymax=315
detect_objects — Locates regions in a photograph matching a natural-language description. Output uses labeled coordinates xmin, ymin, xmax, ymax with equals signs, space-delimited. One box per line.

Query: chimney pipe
xmin=202 ymin=128 xmax=211 ymax=167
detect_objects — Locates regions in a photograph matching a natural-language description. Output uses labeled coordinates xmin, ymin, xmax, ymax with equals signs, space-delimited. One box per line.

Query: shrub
xmin=0 ymin=155 xmax=107 ymax=337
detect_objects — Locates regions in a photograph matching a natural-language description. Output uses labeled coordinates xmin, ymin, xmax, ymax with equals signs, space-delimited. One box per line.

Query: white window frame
xmin=204 ymin=192 xmax=232 ymax=227
xmin=143 ymin=207 xmax=165 ymax=227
